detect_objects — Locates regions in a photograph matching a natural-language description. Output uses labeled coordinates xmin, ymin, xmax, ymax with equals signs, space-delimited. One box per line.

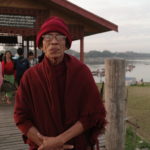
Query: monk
xmin=14 ymin=16 xmax=106 ymax=150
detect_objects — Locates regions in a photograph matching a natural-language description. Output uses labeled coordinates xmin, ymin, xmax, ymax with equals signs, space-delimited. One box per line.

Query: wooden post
xmin=105 ymin=58 xmax=126 ymax=150
xmin=34 ymin=37 xmax=37 ymax=58
xmin=22 ymin=36 xmax=24 ymax=49
xmin=80 ymin=37 xmax=84 ymax=62
xmin=27 ymin=39 xmax=29 ymax=57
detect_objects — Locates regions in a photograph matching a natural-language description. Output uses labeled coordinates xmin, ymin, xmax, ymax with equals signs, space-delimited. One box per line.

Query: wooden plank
xmin=0 ymin=105 xmax=28 ymax=150
xmin=0 ymin=105 xmax=106 ymax=150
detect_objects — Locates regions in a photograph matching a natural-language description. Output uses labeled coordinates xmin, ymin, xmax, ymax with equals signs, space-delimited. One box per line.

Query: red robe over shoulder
xmin=14 ymin=54 xmax=106 ymax=150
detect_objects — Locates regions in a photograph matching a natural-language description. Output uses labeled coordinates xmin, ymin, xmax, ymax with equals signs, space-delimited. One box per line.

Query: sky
xmin=67 ymin=0 xmax=150 ymax=53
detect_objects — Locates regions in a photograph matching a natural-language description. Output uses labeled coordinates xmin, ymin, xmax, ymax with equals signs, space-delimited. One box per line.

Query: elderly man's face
xmin=42 ymin=32 xmax=67 ymax=64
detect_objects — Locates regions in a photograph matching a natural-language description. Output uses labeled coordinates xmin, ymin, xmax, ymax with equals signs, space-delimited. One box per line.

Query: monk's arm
xmin=57 ymin=121 xmax=84 ymax=144
xmin=26 ymin=126 xmax=43 ymax=146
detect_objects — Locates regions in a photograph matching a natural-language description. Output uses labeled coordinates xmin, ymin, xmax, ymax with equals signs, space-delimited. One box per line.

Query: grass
xmin=97 ymin=83 xmax=150 ymax=149
xmin=127 ymin=85 xmax=150 ymax=142
xmin=125 ymin=127 xmax=150 ymax=150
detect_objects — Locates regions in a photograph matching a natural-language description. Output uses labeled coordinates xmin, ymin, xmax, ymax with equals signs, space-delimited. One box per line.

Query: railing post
xmin=105 ymin=58 xmax=126 ymax=150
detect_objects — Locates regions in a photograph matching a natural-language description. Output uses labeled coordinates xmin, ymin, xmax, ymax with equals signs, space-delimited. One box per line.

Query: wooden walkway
xmin=0 ymin=104 xmax=105 ymax=150
xmin=0 ymin=104 xmax=29 ymax=150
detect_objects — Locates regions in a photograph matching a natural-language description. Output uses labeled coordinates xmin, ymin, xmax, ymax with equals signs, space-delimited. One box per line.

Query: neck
xmin=6 ymin=58 xmax=11 ymax=61
xmin=48 ymin=55 xmax=64 ymax=65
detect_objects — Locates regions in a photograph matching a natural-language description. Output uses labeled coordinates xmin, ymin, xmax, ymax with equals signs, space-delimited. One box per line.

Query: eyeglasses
xmin=42 ymin=34 xmax=66 ymax=41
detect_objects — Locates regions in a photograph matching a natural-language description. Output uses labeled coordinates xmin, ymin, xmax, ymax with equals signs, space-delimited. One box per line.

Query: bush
xmin=125 ymin=127 xmax=150 ymax=150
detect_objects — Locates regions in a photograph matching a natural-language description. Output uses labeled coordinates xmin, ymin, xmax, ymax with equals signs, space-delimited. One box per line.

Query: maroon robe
xmin=14 ymin=54 xmax=106 ymax=150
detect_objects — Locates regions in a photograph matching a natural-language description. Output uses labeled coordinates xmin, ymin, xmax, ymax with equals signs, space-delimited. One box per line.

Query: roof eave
xmin=50 ymin=0 xmax=118 ymax=32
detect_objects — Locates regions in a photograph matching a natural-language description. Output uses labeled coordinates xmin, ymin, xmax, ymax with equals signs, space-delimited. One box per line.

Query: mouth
xmin=50 ymin=48 xmax=59 ymax=54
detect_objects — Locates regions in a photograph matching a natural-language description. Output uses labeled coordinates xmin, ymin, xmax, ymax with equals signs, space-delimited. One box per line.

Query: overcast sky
xmin=68 ymin=0 xmax=150 ymax=53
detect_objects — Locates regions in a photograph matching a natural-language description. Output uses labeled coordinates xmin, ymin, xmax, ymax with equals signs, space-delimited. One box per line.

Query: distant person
xmin=15 ymin=48 xmax=29 ymax=85
xmin=14 ymin=16 xmax=106 ymax=150
xmin=12 ymin=53 xmax=19 ymax=60
xmin=2 ymin=51 xmax=15 ymax=104
xmin=28 ymin=51 xmax=38 ymax=67
xmin=140 ymin=78 xmax=144 ymax=85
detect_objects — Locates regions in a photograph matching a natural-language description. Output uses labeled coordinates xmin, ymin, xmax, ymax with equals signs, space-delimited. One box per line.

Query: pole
xmin=105 ymin=58 xmax=126 ymax=150
xmin=80 ymin=37 xmax=84 ymax=62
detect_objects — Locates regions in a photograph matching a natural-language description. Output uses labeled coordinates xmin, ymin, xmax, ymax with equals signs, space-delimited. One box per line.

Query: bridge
xmin=0 ymin=103 xmax=105 ymax=150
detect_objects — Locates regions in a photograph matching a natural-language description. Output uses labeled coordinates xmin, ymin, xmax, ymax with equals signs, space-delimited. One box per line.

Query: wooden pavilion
xmin=0 ymin=0 xmax=118 ymax=62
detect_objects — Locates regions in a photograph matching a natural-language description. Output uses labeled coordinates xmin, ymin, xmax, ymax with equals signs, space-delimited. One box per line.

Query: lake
xmin=87 ymin=59 xmax=150 ymax=83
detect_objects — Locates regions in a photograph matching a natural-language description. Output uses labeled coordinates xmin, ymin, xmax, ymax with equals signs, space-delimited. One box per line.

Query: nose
xmin=51 ymin=36 xmax=58 ymax=44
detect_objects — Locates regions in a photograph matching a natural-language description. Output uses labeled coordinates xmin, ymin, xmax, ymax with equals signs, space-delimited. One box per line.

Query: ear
xmin=64 ymin=40 xmax=68 ymax=51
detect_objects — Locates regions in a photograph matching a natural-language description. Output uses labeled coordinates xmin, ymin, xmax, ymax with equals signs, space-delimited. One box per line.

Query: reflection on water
xmin=87 ymin=59 xmax=150 ymax=83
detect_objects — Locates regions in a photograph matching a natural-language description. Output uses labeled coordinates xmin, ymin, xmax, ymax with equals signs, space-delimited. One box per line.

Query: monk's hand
xmin=37 ymin=133 xmax=74 ymax=150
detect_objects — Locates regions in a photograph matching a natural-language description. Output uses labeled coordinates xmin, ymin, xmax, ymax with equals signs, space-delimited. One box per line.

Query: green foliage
xmin=65 ymin=49 xmax=80 ymax=58
xmin=125 ymin=127 xmax=150 ymax=150
xmin=66 ymin=49 xmax=150 ymax=59
xmin=127 ymin=85 xmax=150 ymax=142
xmin=65 ymin=49 xmax=150 ymax=64
xmin=86 ymin=50 xmax=102 ymax=57
xmin=126 ymin=85 xmax=150 ymax=149
xmin=125 ymin=127 xmax=136 ymax=150
xmin=96 ymin=83 xmax=150 ymax=149
xmin=130 ymin=82 xmax=150 ymax=87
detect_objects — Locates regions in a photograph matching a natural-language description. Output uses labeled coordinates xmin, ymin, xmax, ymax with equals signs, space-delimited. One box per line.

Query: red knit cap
xmin=36 ymin=16 xmax=72 ymax=49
